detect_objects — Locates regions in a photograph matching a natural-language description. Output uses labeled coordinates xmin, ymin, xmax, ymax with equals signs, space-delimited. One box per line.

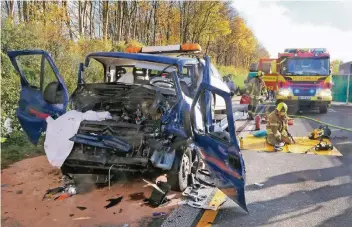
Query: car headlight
xmin=318 ymin=89 xmax=332 ymax=97
xmin=278 ymin=88 xmax=292 ymax=96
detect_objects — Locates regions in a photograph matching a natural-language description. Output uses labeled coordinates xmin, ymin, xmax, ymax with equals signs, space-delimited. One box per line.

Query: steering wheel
xmin=150 ymin=77 xmax=174 ymax=88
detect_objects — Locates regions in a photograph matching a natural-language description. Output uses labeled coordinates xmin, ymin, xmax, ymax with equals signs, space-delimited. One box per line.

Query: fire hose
xmin=287 ymin=115 xmax=352 ymax=133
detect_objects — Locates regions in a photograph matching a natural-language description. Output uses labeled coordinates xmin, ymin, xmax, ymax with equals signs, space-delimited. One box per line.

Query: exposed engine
xmin=63 ymin=84 xmax=179 ymax=173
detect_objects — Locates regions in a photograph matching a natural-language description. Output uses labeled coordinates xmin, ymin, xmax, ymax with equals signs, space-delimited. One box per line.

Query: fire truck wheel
xmin=319 ymin=105 xmax=328 ymax=114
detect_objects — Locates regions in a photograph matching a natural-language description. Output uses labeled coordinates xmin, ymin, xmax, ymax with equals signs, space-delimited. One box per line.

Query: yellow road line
xmin=196 ymin=189 xmax=227 ymax=227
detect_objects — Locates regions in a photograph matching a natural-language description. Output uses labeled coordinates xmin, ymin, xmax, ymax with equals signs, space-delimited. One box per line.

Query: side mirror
xmin=271 ymin=60 xmax=277 ymax=74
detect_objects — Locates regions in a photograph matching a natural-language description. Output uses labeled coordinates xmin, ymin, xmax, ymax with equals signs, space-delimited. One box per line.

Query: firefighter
xmin=246 ymin=71 xmax=268 ymax=120
xmin=266 ymin=102 xmax=293 ymax=149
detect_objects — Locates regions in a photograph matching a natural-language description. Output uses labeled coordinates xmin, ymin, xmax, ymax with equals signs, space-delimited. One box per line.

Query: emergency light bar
xmin=283 ymin=48 xmax=328 ymax=54
xmin=279 ymin=48 xmax=330 ymax=58
xmin=125 ymin=43 xmax=202 ymax=54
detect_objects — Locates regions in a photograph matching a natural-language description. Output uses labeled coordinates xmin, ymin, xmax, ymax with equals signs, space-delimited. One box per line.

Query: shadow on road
xmin=217 ymin=107 xmax=352 ymax=226
xmin=219 ymin=181 xmax=352 ymax=226
xmin=246 ymin=164 xmax=350 ymax=192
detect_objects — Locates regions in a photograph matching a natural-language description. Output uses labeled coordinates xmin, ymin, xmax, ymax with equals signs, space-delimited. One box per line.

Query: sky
xmin=232 ymin=0 xmax=352 ymax=62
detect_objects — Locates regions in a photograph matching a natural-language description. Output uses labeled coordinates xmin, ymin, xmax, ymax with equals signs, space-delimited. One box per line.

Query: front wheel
xmin=168 ymin=148 xmax=192 ymax=191
xmin=319 ymin=105 xmax=328 ymax=114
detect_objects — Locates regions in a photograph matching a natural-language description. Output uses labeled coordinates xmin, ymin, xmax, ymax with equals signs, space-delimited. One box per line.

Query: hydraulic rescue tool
xmin=308 ymin=125 xmax=333 ymax=151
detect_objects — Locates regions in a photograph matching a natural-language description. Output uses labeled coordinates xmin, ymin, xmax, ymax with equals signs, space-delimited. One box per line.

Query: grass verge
xmin=1 ymin=131 xmax=44 ymax=169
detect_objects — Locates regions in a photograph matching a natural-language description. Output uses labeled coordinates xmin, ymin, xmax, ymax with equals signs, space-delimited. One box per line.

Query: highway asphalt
xmin=213 ymin=105 xmax=352 ymax=226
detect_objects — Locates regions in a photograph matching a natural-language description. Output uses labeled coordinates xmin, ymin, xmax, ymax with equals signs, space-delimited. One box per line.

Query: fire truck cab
xmin=266 ymin=48 xmax=332 ymax=114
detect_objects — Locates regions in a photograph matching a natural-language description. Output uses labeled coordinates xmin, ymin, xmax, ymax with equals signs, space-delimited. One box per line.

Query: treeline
xmin=1 ymin=0 xmax=268 ymax=136
xmin=2 ymin=0 xmax=268 ymax=68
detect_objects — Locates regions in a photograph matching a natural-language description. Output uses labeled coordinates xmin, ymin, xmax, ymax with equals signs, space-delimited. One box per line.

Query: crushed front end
xmin=61 ymin=83 xmax=180 ymax=175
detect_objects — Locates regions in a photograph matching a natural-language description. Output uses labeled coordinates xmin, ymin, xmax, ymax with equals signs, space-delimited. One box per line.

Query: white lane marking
xmin=330 ymin=128 xmax=340 ymax=132
xmin=336 ymin=141 xmax=352 ymax=145
xmin=328 ymin=109 xmax=337 ymax=113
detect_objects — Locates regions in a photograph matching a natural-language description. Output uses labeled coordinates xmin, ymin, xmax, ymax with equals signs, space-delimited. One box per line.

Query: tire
xmin=168 ymin=148 xmax=192 ymax=191
xmin=319 ymin=105 xmax=328 ymax=114
xmin=287 ymin=105 xmax=299 ymax=115
xmin=183 ymin=111 xmax=193 ymax=138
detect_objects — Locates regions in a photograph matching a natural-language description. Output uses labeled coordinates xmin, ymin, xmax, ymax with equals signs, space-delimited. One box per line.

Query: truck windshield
xmin=281 ymin=58 xmax=330 ymax=76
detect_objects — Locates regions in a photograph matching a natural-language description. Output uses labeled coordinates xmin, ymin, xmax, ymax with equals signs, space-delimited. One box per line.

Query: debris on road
xmin=144 ymin=181 xmax=171 ymax=207
xmin=76 ymin=206 xmax=87 ymax=211
xmin=152 ymin=212 xmax=167 ymax=217
xmin=69 ymin=214 xmax=74 ymax=217
xmin=55 ymin=193 xmax=71 ymax=201
xmin=179 ymin=200 xmax=218 ymax=210
xmin=254 ymin=183 xmax=264 ymax=187
xmin=15 ymin=190 xmax=23 ymax=194
xmin=182 ymin=186 xmax=207 ymax=202
xmin=66 ymin=184 xmax=77 ymax=195
xmin=3 ymin=156 xmax=178 ymax=227
xmin=104 ymin=196 xmax=123 ymax=209
xmin=73 ymin=217 xmax=91 ymax=221
xmin=43 ymin=182 xmax=77 ymax=201
xmin=43 ymin=186 xmax=65 ymax=200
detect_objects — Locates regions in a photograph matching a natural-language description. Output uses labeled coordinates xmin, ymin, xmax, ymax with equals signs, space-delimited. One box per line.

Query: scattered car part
xmin=152 ymin=212 xmax=167 ymax=217
xmin=182 ymin=186 xmax=207 ymax=202
xmin=55 ymin=193 xmax=71 ymax=201
xmin=104 ymin=196 xmax=123 ymax=209
xmin=73 ymin=217 xmax=91 ymax=220
xmin=254 ymin=183 xmax=264 ymax=187
xmin=42 ymin=186 xmax=65 ymax=200
xmin=144 ymin=181 xmax=171 ymax=207
xmin=76 ymin=206 xmax=87 ymax=211
xmin=65 ymin=185 xmax=77 ymax=195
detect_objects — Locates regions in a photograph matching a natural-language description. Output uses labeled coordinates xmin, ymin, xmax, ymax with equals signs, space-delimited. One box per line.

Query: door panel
xmin=7 ymin=50 xmax=69 ymax=144
xmin=191 ymin=56 xmax=247 ymax=212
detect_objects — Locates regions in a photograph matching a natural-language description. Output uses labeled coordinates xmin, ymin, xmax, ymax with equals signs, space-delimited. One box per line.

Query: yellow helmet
xmin=276 ymin=102 xmax=288 ymax=115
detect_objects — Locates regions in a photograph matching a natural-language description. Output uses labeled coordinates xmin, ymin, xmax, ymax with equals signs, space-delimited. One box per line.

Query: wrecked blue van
xmin=8 ymin=50 xmax=247 ymax=211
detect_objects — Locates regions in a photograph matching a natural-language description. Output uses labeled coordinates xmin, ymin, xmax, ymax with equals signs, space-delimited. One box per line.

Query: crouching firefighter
xmin=246 ymin=71 xmax=267 ymax=120
xmin=266 ymin=102 xmax=293 ymax=150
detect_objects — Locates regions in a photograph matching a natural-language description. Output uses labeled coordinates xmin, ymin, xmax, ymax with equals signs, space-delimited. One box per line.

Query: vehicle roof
xmin=84 ymin=52 xmax=198 ymax=67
